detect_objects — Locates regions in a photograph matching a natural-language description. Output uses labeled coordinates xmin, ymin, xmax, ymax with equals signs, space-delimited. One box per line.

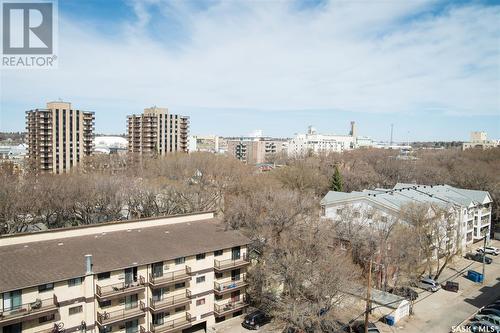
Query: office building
xmin=26 ymin=102 xmax=94 ymax=173
xmin=0 ymin=212 xmax=250 ymax=333
xmin=127 ymin=107 xmax=189 ymax=156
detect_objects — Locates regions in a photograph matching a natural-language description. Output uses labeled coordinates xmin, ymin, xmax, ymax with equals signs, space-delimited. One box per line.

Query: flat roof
xmin=0 ymin=218 xmax=250 ymax=293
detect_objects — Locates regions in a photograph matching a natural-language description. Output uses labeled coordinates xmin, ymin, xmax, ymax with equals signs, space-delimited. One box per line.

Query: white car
xmin=477 ymin=247 xmax=500 ymax=256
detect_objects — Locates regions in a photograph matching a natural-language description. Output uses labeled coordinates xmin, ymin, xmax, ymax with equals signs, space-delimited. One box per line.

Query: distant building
xmin=189 ymin=135 xmax=221 ymax=153
xmin=127 ymin=107 xmax=189 ymax=156
xmin=93 ymin=136 xmax=128 ymax=155
xmin=462 ymin=131 xmax=498 ymax=150
xmin=226 ymin=137 xmax=288 ymax=164
xmin=321 ymin=183 xmax=493 ymax=252
xmin=287 ymin=122 xmax=359 ymax=156
xmin=26 ymin=101 xmax=94 ymax=173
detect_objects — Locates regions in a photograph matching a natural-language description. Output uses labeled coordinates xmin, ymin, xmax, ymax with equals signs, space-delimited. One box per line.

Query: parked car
xmin=442 ymin=281 xmax=459 ymax=292
xmin=417 ymin=277 xmax=440 ymax=292
xmin=480 ymin=308 xmax=500 ymax=318
xmin=387 ymin=286 xmax=419 ymax=301
xmin=477 ymin=246 xmax=500 ymax=256
xmin=465 ymin=252 xmax=493 ymax=264
xmin=474 ymin=314 xmax=500 ymax=326
xmin=486 ymin=303 xmax=500 ymax=311
xmin=351 ymin=321 xmax=381 ymax=333
xmin=467 ymin=321 xmax=500 ymax=333
xmin=242 ymin=310 xmax=272 ymax=330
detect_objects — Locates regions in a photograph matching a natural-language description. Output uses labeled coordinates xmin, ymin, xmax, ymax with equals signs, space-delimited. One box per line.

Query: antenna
xmin=390 ymin=124 xmax=394 ymax=146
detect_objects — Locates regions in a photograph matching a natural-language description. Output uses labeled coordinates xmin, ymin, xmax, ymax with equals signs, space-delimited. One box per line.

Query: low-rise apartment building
xmin=321 ymin=183 xmax=493 ymax=252
xmin=226 ymin=137 xmax=287 ymax=164
xmin=0 ymin=212 xmax=250 ymax=333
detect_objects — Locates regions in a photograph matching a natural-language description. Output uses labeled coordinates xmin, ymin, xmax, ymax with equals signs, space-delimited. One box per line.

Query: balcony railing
xmin=0 ymin=295 xmax=58 ymax=326
xmin=96 ymin=276 xmax=145 ymax=300
xmin=150 ymin=313 xmax=194 ymax=333
xmin=214 ymin=254 xmax=250 ymax=271
xmin=149 ymin=267 xmax=191 ymax=288
xmin=96 ymin=301 xmax=145 ymax=326
xmin=214 ymin=296 xmax=248 ymax=317
xmin=149 ymin=290 xmax=192 ymax=312
xmin=214 ymin=275 xmax=248 ymax=295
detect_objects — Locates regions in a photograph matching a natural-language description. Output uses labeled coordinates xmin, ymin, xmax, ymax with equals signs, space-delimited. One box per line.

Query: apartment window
xmin=215 ymin=272 xmax=223 ymax=279
xmin=174 ymin=282 xmax=185 ymax=290
xmin=214 ymin=250 xmax=223 ymax=257
xmin=175 ymin=306 xmax=185 ymax=313
xmin=99 ymin=300 xmax=112 ymax=308
xmin=69 ymin=305 xmax=83 ymax=315
xmin=215 ymin=294 xmax=223 ymax=301
xmin=99 ymin=327 xmax=112 ymax=333
xmin=97 ymin=272 xmax=111 ymax=280
xmin=196 ymin=276 xmax=206 ymax=284
xmin=196 ymin=298 xmax=205 ymax=306
xmin=196 ymin=253 xmax=206 ymax=260
xmin=68 ymin=277 xmax=82 ymax=287
xmin=39 ymin=314 xmax=55 ymax=323
xmin=175 ymin=257 xmax=185 ymax=265
xmin=38 ymin=283 xmax=54 ymax=292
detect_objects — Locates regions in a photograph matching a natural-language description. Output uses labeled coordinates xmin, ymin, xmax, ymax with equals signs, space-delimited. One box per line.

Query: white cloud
xmin=1 ymin=0 xmax=499 ymax=120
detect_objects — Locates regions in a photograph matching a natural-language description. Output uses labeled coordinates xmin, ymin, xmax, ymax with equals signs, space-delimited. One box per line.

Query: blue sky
xmin=1 ymin=0 xmax=499 ymax=141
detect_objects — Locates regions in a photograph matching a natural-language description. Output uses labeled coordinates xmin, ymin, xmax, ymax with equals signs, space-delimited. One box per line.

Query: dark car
xmin=480 ymin=308 xmax=500 ymax=317
xmin=465 ymin=252 xmax=493 ymax=264
xmin=388 ymin=286 xmax=419 ymax=301
xmin=242 ymin=310 xmax=272 ymax=330
xmin=352 ymin=322 xmax=381 ymax=333
xmin=467 ymin=321 xmax=500 ymax=333
xmin=486 ymin=303 xmax=500 ymax=311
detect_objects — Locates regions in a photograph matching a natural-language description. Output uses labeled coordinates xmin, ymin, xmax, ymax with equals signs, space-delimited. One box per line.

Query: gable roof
xmin=322 ymin=183 xmax=491 ymax=211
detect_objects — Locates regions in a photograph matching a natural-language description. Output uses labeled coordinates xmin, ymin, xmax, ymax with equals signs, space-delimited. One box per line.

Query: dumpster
xmin=443 ymin=281 xmax=459 ymax=292
xmin=467 ymin=270 xmax=478 ymax=282
xmin=467 ymin=270 xmax=483 ymax=283
xmin=385 ymin=315 xmax=395 ymax=326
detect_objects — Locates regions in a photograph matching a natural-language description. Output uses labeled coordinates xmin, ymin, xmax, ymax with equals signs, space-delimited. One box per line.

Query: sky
xmin=1 ymin=0 xmax=499 ymax=142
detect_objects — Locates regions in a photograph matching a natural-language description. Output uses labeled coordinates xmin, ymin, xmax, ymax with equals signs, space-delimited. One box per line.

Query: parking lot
xmin=387 ymin=240 xmax=500 ymax=333
xmin=214 ymin=241 xmax=500 ymax=333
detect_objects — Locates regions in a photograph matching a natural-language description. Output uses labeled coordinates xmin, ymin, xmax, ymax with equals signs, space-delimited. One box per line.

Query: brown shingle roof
xmin=0 ymin=219 xmax=249 ymax=293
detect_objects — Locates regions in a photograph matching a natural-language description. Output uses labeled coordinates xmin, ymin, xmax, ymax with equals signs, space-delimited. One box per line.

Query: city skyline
xmin=1 ymin=0 xmax=499 ymax=141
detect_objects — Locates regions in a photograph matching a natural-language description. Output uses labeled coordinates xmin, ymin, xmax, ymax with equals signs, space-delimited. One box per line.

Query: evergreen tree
xmin=330 ymin=165 xmax=343 ymax=192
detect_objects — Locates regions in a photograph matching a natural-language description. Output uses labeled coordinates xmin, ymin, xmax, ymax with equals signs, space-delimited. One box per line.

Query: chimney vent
xmin=85 ymin=254 xmax=93 ymax=275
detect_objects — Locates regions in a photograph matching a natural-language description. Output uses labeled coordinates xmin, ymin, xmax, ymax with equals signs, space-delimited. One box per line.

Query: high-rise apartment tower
xmin=127 ymin=107 xmax=189 ymax=155
xmin=26 ymin=101 xmax=95 ymax=173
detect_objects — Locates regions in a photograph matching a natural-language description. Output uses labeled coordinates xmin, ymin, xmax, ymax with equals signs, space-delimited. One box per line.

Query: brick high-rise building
xmin=127 ymin=107 xmax=189 ymax=155
xmin=26 ymin=102 xmax=95 ymax=173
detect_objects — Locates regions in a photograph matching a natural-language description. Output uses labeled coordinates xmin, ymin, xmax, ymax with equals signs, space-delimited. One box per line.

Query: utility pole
xmin=364 ymin=258 xmax=372 ymax=333
xmin=482 ymin=233 xmax=487 ymax=284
